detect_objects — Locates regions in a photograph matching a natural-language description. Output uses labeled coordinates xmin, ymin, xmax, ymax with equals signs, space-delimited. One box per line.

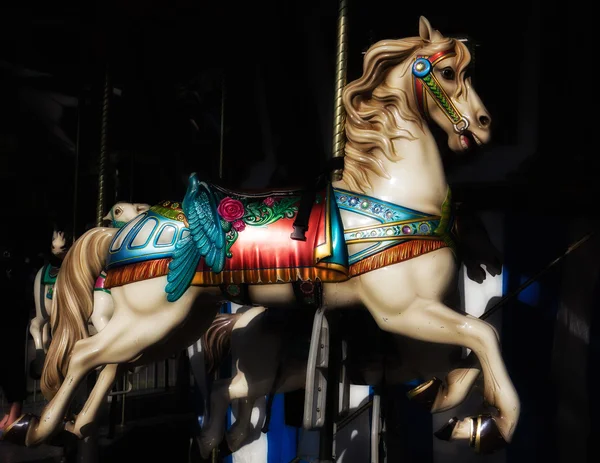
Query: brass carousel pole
xmin=96 ymin=69 xmax=110 ymax=226
xmin=331 ymin=0 xmax=349 ymax=182
xmin=320 ymin=2 xmax=349 ymax=462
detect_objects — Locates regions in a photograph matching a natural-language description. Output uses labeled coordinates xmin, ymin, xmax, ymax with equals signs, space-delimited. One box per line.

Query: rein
xmin=412 ymin=49 xmax=469 ymax=134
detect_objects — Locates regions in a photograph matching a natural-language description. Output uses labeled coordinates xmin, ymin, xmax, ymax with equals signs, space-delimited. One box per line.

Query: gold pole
xmin=331 ymin=0 xmax=349 ymax=182
xmin=96 ymin=70 xmax=110 ymax=226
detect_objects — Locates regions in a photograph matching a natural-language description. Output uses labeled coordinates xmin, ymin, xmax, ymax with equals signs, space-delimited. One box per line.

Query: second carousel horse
xmin=28 ymin=202 xmax=150 ymax=379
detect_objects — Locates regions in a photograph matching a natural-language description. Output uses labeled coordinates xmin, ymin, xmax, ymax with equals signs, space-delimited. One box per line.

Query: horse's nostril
xmin=479 ymin=115 xmax=490 ymax=127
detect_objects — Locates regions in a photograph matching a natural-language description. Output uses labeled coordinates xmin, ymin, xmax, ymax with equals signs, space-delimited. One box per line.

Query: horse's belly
xmin=246 ymin=278 xmax=363 ymax=310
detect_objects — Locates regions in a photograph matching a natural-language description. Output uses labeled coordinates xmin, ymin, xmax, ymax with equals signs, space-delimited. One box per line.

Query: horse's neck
xmin=336 ymin=126 xmax=448 ymax=216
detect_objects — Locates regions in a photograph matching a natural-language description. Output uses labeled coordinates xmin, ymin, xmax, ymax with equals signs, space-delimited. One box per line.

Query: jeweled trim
xmin=334 ymin=188 xmax=453 ymax=265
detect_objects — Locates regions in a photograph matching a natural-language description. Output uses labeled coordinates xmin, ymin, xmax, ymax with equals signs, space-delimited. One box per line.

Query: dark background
xmin=0 ymin=1 xmax=598 ymax=462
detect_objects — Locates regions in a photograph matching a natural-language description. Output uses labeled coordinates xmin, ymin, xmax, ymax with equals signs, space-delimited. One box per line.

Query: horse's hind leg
xmin=24 ymin=322 xmax=129 ymax=446
xmin=65 ymin=364 xmax=121 ymax=438
xmin=89 ymin=290 xmax=114 ymax=333
xmin=26 ymin=282 xmax=213 ymax=446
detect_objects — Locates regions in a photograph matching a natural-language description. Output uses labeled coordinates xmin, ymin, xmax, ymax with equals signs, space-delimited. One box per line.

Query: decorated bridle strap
xmin=412 ymin=49 xmax=469 ymax=134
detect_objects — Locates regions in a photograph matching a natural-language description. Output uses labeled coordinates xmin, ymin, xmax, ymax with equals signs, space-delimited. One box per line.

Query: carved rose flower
xmin=263 ymin=197 xmax=275 ymax=207
xmin=218 ymin=197 xmax=245 ymax=222
xmin=232 ymin=220 xmax=246 ymax=232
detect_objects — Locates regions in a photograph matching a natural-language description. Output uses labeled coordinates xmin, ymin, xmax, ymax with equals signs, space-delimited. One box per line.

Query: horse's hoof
xmin=0 ymin=414 xmax=36 ymax=446
xmin=469 ymin=415 xmax=507 ymax=454
xmin=226 ymin=428 xmax=248 ymax=453
xmin=406 ymin=377 xmax=442 ymax=411
xmin=197 ymin=434 xmax=219 ymax=460
xmin=433 ymin=416 xmax=459 ymax=441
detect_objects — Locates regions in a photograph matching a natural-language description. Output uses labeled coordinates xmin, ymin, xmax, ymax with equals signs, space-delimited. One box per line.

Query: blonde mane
xmin=342 ymin=35 xmax=472 ymax=193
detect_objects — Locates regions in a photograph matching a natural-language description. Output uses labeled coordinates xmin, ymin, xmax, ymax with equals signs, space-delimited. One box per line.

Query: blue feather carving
xmin=165 ymin=173 xmax=226 ymax=302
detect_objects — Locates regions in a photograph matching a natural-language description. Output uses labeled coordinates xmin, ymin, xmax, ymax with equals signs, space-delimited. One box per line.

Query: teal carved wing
xmin=165 ymin=173 xmax=226 ymax=302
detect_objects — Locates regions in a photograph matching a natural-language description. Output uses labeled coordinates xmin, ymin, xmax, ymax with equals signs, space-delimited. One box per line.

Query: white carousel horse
xmin=2 ymin=17 xmax=518 ymax=454
xmin=28 ymin=202 xmax=150 ymax=378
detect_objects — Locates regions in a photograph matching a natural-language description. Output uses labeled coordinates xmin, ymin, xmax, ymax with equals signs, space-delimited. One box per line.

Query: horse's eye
xmin=441 ymin=67 xmax=455 ymax=80
xmin=115 ymin=208 xmax=122 ymax=216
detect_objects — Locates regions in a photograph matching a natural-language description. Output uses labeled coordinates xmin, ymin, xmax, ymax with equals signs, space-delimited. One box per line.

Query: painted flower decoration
xmin=217 ymin=197 xmax=245 ymax=222
xmin=348 ymin=197 xmax=360 ymax=207
xmin=263 ymin=197 xmax=275 ymax=207
xmin=372 ymin=204 xmax=383 ymax=214
xmin=232 ymin=220 xmax=246 ymax=232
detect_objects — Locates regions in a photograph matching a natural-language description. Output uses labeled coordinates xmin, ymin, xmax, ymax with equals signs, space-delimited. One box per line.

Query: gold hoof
xmin=406 ymin=377 xmax=442 ymax=411
xmin=469 ymin=414 xmax=507 ymax=454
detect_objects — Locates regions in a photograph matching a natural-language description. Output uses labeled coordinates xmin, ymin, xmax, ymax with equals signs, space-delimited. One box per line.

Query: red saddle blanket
xmin=191 ymin=188 xmax=347 ymax=285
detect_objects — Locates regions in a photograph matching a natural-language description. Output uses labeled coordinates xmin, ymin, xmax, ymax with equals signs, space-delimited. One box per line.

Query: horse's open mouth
xmin=459 ymin=130 xmax=482 ymax=150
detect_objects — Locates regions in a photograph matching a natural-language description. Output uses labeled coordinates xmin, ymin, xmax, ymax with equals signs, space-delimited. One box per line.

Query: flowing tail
xmin=41 ymin=227 xmax=117 ymax=400
xmin=201 ymin=313 xmax=242 ymax=376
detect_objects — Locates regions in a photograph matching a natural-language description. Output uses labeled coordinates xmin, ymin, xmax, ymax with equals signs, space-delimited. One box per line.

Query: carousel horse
xmin=28 ymin=202 xmax=150 ymax=379
xmin=2 ymin=17 xmax=518 ymax=454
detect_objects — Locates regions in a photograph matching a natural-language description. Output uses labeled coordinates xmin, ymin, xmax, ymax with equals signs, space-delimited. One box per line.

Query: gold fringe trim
xmin=191 ymin=266 xmax=348 ymax=286
xmin=348 ymin=239 xmax=447 ymax=277
xmin=105 ymin=259 xmax=348 ymax=288
xmin=105 ymin=258 xmax=171 ymax=289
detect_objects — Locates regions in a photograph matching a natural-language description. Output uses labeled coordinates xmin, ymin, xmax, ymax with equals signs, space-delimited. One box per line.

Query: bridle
xmin=109 ymin=209 xmax=126 ymax=228
xmin=412 ymin=49 xmax=469 ymax=134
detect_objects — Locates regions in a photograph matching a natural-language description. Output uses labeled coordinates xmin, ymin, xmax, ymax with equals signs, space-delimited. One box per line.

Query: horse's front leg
xmin=198 ymin=377 xmax=234 ymax=459
xmin=359 ymin=251 xmax=519 ymax=454
xmin=226 ymin=397 xmax=257 ymax=453
xmin=407 ymin=351 xmax=481 ymax=413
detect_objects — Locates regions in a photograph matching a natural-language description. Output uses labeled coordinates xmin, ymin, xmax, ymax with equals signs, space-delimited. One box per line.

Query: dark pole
xmin=96 ymin=69 xmax=110 ymax=226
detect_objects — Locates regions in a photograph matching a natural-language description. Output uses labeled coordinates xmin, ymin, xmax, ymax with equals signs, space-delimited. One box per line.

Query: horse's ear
xmin=419 ymin=16 xmax=442 ymax=42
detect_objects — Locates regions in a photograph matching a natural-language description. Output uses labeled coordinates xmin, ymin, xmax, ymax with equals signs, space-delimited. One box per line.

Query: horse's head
xmin=51 ymin=230 xmax=68 ymax=258
xmin=343 ymin=16 xmax=491 ymax=191
xmin=103 ymin=202 xmax=150 ymax=228
xmin=410 ymin=16 xmax=491 ymax=152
